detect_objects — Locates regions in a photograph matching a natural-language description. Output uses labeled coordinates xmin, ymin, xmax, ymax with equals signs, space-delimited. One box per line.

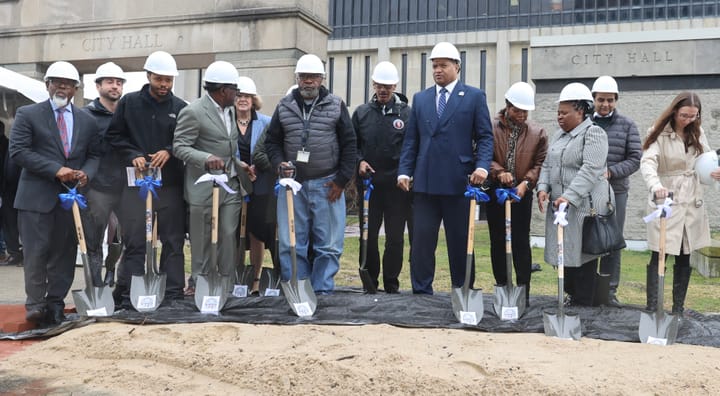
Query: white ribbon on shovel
xmin=643 ymin=197 xmax=673 ymax=223
xmin=194 ymin=173 xmax=237 ymax=194
xmin=553 ymin=202 xmax=568 ymax=226
xmin=279 ymin=178 xmax=302 ymax=195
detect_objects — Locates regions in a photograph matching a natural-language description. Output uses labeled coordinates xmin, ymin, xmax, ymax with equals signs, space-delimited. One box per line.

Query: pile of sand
xmin=1 ymin=322 xmax=720 ymax=394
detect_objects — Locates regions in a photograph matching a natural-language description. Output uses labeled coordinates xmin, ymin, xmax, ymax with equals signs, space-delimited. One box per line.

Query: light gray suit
xmin=173 ymin=94 xmax=250 ymax=282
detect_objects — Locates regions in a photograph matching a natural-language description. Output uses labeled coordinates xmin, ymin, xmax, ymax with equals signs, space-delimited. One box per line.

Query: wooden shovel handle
xmin=466 ymin=199 xmax=476 ymax=255
xmin=211 ymin=185 xmax=219 ymax=244
xmin=71 ymin=201 xmax=87 ymax=254
xmin=286 ymin=188 xmax=296 ymax=247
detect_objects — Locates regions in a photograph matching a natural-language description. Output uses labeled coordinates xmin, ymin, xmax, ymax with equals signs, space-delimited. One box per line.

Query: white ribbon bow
xmin=194 ymin=173 xmax=237 ymax=194
xmin=643 ymin=197 xmax=673 ymax=223
xmin=553 ymin=202 xmax=568 ymax=226
xmin=278 ymin=178 xmax=302 ymax=195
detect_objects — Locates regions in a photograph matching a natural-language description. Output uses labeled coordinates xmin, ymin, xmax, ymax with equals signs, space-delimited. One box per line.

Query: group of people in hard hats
xmin=7 ymin=41 xmax=720 ymax=326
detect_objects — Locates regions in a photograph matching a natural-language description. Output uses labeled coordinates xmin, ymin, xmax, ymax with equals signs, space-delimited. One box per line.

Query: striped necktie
xmin=437 ymin=87 xmax=448 ymax=118
xmin=56 ymin=108 xmax=70 ymax=157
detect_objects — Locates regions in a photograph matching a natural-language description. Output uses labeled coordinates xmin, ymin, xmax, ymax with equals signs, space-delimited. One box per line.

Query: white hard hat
xmin=203 ymin=61 xmax=239 ymax=85
xmin=237 ymin=76 xmax=258 ymax=95
xmin=94 ymin=62 xmax=126 ymax=83
xmin=371 ymin=61 xmax=399 ymax=85
xmin=504 ymin=82 xmax=535 ymax=110
xmin=295 ymin=54 xmax=326 ymax=75
xmin=557 ymin=82 xmax=594 ymax=103
xmin=285 ymin=84 xmax=298 ymax=96
xmin=143 ymin=51 xmax=179 ymax=76
xmin=591 ymin=75 xmax=619 ymax=94
xmin=429 ymin=42 xmax=461 ymax=63
xmin=695 ymin=150 xmax=719 ymax=185
xmin=44 ymin=61 xmax=80 ymax=85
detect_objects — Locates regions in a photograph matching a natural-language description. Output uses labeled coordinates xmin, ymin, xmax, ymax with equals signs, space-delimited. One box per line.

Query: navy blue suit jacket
xmin=398 ymin=82 xmax=493 ymax=195
xmin=10 ymin=100 xmax=100 ymax=213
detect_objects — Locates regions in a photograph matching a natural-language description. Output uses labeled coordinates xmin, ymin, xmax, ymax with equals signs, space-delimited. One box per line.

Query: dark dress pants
xmin=410 ymin=193 xmax=472 ymax=294
xmin=18 ymin=206 xmax=77 ymax=312
xmin=564 ymin=259 xmax=598 ymax=306
xmin=486 ymin=192 xmax=533 ymax=300
xmin=359 ymin=181 xmax=412 ymax=293
xmin=117 ymin=185 xmax=186 ymax=299
xmin=1 ymin=189 xmax=22 ymax=258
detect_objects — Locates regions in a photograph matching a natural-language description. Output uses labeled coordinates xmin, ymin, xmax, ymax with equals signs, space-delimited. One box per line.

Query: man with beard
xmin=486 ymin=82 xmax=547 ymax=307
xmin=82 ymin=62 xmax=126 ymax=287
xmin=9 ymin=61 xmax=101 ymax=326
xmin=265 ymin=54 xmax=356 ymax=294
xmin=353 ymin=61 xmax=412 ymax=293
xmin=106 ymin=51 xmax=188 ymax=308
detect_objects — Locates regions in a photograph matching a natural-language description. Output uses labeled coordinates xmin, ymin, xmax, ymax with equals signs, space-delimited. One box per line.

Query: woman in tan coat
xmin=640 ymin=91 xmax=711 ymax=315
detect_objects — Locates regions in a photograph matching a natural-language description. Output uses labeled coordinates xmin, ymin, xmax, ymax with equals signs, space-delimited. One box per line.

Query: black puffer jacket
xmin=593 ymin=111 xmax=642 ymax=194
xmin=352 ymin=92 xmax=410 ymax=185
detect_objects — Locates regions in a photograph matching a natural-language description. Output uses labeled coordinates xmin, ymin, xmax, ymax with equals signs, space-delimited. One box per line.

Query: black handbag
xmin=582 ymin=185 xmax=627 ymax=255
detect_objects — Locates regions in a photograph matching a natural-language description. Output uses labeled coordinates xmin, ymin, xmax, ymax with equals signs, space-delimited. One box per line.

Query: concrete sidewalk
xmin=0 ymin=265 xmax=86 ymax=305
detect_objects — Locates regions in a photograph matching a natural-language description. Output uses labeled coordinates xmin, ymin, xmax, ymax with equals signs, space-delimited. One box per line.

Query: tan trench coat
xmin=640 ymin=125 xmax=711 ymax=255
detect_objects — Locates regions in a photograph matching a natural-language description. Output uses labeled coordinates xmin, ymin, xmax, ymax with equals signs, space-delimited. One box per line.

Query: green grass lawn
xmin=336 ymin=222 xmax=720 ymax=313
xmin=188 ymin=223 xmax=720 ymax=313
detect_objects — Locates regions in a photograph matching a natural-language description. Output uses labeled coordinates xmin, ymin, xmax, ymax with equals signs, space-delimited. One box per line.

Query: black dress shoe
xmin=25 ymin=307 xmax=47 ymax=324
xmin=607 ymin=295 xmax=623 ymax=308
xmin=48 ymin=306 xmax=65 ymax=324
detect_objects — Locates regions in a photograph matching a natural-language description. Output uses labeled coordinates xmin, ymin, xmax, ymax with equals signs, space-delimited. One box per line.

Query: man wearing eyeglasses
xmin=264 ymin=54 xmax=356 ymax=294
xmin=9 ymin=61 xmax=101 ymax=326
xmin=591 ymin=75 xmax=642 ymax=307
xmin=174 ymin=61 xmax=252 ymax=289
xmin=353 ymin=61 xmax=412 ymax=293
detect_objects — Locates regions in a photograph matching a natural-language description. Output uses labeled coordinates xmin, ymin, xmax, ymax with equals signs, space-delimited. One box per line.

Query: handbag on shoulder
xmin=582 ymin=184 xmax=626 ymax=255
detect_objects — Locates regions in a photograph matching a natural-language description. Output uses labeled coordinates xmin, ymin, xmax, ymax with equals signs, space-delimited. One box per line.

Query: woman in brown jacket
xmin=487 ymin=82 xmax=547 ymax=306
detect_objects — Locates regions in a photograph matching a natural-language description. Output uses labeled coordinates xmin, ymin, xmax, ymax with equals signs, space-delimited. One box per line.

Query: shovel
xmin=280 ymin=170 xmax=317 ymax=317
xmin=194 ymin=181 xmax=231 ymax=313
xmin=493 ymin=189 xmax=526 ymax=320
xmin=450 ymin=183 xmax=488 ymax=325
xmin=236 ymin=198 xmax=279 ymax=296
xmin=359 ymin=176 xmax=377 ymax=293
xmin=639 ymin=193 xmax=679 ymax=345
xmin=543 ymin=202 xmax=581 ymax=340
xmin=130 ymin=172 xmax=166 ymax=312
xmin=62 ymin=186 xmax=115 ymax=317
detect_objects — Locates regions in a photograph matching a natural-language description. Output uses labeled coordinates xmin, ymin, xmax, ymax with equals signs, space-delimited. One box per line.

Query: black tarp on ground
xmin=3 ymin=289 xmax=720 ymax=346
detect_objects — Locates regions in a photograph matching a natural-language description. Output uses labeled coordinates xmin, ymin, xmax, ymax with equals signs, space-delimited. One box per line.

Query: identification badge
xmin=296 ymin=150 xmax=310 ymax=163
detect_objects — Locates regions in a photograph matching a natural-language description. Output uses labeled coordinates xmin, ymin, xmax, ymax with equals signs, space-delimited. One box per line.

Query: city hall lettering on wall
xmin=570 ymin=50 xmax=672 ymax=65
xmin=82 ymin=34 xmax=163 ymax=52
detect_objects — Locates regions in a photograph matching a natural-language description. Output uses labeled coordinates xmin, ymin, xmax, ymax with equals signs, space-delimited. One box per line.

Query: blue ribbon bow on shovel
xmin=495 ymin=187 xmax=521 ymax=205
xmin=58 ymin=186 xmax=88 ymax=211
xmin=363 ymin=177 xmax=374 ymax=201
xmin=464 ymin=185 xmax=490 ymax=203
xmin=135 ymin=175 xmax=162 ymax=200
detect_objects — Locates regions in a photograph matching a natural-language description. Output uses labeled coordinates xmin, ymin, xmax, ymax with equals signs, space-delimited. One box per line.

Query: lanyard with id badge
xmin=297 ymin=99 xmax=318 ymax=164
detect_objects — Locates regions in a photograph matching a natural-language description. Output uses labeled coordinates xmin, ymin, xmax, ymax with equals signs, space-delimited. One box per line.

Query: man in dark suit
xmin=398 ymin=42 xmax=493 ymax=294
xmin=9 ymin=61 xmax=101 ymax=325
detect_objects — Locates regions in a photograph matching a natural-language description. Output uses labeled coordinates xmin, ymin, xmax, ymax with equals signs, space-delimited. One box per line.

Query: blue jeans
xmin=276 ymin=174 xmax=345 ymax=293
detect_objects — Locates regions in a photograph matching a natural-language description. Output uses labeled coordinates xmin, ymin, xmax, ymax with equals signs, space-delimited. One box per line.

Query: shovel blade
xmin=130 ymin=273 xmax=166 ymax=312
xmin=492 ymin=284 xmax=526 ymax=320
xmin=451 ymin=287 xmax=484 ymax=325
xmin=281 ymin=278 xmax=317 ymax=317
xmin=359 ymin=267 xmax=377 ymax=294
xmin=543 ymin=311 xmax=582 ymax=340
xmin=194 ymin=272 xmax=231 ymax=314
xmin=72 ymin=286 xmax=115 ymax=317
xmin=639 ymin=311 xmax=679 ymax=345
xmin=238 ymin=265 xmax=281 ymax=294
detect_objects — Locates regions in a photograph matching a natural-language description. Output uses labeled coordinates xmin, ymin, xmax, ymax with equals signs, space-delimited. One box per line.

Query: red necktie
xmin=56 ymin=108 xmax=70 ymax=157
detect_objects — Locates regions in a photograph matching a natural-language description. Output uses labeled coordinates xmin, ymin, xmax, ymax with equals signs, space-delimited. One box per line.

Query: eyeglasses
xmin=48 ymin=78 xmax=77 ymax=88
xmin=677 ymin=113 xmax=699 ymax=121
xmin=297 ymin=73 xmax=323 ymax=81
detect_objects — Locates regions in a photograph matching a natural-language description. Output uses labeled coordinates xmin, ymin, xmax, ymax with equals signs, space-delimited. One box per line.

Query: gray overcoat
xmin=537 ymin=117 xmax=613 ymax=268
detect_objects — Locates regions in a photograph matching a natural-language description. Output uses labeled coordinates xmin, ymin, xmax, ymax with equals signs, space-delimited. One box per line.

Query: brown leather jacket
xmin=489 ymin=111 xmax=548 ymax=189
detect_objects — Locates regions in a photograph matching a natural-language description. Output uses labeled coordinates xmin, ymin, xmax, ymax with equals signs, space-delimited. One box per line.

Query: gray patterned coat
xmin=537 ymin=118 xmax=612 ymax=268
